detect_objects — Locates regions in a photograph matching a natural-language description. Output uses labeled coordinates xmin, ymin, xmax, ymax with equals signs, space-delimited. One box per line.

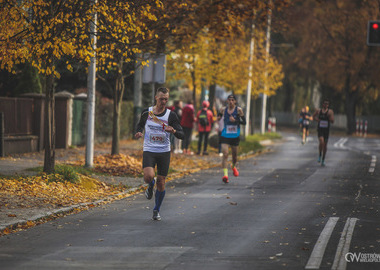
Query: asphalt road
xmin=0 ymin=132 xmax=379 ymax=270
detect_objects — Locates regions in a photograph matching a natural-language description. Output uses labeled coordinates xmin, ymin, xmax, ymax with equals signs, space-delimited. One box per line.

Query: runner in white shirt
xmin=135 ymin=87 xmax=184 ymax=220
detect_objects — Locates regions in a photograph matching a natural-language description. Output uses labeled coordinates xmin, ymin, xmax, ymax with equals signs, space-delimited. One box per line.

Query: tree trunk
xmin=345 ymin=88 xmax=358 ymax=135
xmin=111 ymin=59 xmax=125 ymax=155
xmin=250 ymin=97 xmax=256 ymax=134
xmin=209 ymin=84 xmax=216 ymax=112
xmin=43 ymin=71 xmax=56 ymax=173
xmin=191 ymin=68 xmax=197 ymax=107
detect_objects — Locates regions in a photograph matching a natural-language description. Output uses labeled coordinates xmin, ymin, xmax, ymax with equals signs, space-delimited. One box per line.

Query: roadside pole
xmin=261 ymin=1 xmax=272 ymax=134
xmin=245 ymin=18 xmax=256 ymax=137
xmin=133 ymin=55 xmax=143 ymax=133
xmin=85 ymin=0 xmax=97 ymax=168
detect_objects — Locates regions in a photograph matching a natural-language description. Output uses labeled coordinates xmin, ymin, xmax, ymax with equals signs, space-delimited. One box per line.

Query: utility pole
xmin=133 ymin=55 xmax=143 ymax=132
xmin=261 ymin=1 xmax=272 ymax=134
xmin=245 ymin=18 xmax=256 ymax=136
xmin=85 ymin=0 xmax=97 ymax=167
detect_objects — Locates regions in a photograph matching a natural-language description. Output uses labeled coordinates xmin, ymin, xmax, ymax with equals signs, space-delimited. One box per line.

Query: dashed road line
xmin=333 ymin=138 xmax=348 ymax=149
xmin=331 ymin=218 xmax=359 ymax=270
xmin=305 ymin=217 xmax=359 ymax=270
xmin=369 ymin=155 xmax=376 ymax=174
xmin=305 ymin=217 xmax=339 ymax=269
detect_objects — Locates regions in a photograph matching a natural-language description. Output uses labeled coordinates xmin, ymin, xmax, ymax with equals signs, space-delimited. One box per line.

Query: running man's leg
xmin=222 ymin=143 xmax=229 ymax=168
xmin=154 ymin=175 xmax=166 ymax=212
xmin=221 ymin=143 xmax=229 ymax=182
xmin=142 ymin=151 xmax=157 ymax=199
xmin=143 ymin=167 xmax=156 ymax=200
xmin=318 ymin=136 xmax=324 ymax=159
xmin=152 ymin=152 xmax=170 ymax=219
xmin=143 ymin=167 xmax=155 ymax=184
xmin=302 ymin=127 xmax=306 ymax=144
xmin=321 ymin=134 xmax=329 ymax=165
xmin=231 ymin=145 xmax=239 ymax=177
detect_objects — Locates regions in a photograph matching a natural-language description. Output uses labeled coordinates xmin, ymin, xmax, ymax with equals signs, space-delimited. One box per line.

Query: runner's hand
xmin=164 ymin=126 xmax=176 ymax=134
xmin=135 ymin=132 xmax=143 ymax=139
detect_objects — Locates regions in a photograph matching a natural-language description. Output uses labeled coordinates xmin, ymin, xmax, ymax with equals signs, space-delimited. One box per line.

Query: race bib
xmin=319 ymin=120 xmax=328 ymax=128
xmin=303 ymin=119 xmax=310 ymax=125
xmin=149 ymin=134 xmax=165 ymax=144
xmin=226 ymin=125 xmax=238 ymax=134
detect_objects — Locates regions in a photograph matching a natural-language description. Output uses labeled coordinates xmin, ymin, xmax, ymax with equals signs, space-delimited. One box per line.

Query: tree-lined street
xmin=1 ymin=131 xmax=379 ymax=269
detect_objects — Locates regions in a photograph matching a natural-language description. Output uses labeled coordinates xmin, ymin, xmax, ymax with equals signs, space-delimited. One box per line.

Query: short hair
xmin=156 ymin=87 xmax=169 ymax=95
xmin=227 ymin=94 xmax=236 ymax=100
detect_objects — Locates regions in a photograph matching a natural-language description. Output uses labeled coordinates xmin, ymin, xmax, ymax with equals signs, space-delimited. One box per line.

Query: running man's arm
xmin=134 ymin=109 xmax=149 ymax=139
xmin=168 ymin=111 xmax=185 ymax=140
xmin=217 ymin=107 xmax=225 ymax=121
xmin=237 ymin=107 xmax=247 ymax=125
xmin=312 ymin=109 xmax=320 ymax=122
xmin=328 ymin=109 xmax=335 ymax=124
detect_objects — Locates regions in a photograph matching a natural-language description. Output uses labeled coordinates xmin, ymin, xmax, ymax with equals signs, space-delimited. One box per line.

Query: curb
xmin=0 ymin=140 xmax=276 ymax=235
xmin=0 ymin=185 xmax=144 ymax=234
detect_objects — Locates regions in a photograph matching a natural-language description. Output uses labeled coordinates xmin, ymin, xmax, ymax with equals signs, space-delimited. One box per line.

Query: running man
xmin=217 ymin=94 xmax=246 ymax=183
xmin=135 ymin=87 xmax=184 ymax=220
xmin=300 ymin=106 xmax=312 ymax=144
xmin=312 ymin=99 xmax=334 ymax=166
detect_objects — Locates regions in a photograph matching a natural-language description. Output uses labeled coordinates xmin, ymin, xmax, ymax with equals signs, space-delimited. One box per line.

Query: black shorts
xmin=143 ymin=151 xmax=171 ymax=176
xmin=317 ymin=128 xmax=329 ymax=143
xmin=220 ymin=136 xmax=240 ymax=146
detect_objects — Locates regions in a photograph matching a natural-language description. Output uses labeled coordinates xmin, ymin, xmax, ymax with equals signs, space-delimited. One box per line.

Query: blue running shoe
xmin=318 ymin=156 xmax=321 ymax=163
xmin=321 ymin=160 xmax=325 ymax=167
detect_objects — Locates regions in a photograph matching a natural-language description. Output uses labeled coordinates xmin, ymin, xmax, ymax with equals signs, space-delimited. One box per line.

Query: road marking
xmin=369 ymin=155 xmax=376 ymax=173
xmin=354 ymin=185 xmax=363 ymax=201
xmin=305 ymin=217 xmax=339 ymax=269
xmin=333 ymin=138 xmax=348 ymax=149
xmin=331 ymin=218 xmax=358 ymax=270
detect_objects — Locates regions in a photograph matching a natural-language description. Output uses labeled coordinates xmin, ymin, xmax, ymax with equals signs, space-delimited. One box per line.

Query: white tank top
xmin=143 ymin=107 xmax=171 ymax=153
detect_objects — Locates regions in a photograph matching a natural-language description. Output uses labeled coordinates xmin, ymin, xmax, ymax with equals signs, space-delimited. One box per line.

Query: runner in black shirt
xmin=312 ymin=99 xmax=334 ymax=166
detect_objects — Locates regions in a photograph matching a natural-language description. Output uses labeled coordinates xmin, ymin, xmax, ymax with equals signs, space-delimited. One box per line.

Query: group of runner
xmin=135 ymin=87 xmax=334 ymax=220
xmin=134 ymin=88 xmax=246 ymax=220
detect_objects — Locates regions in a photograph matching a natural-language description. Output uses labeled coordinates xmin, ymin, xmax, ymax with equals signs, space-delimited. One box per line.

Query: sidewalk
xmin=0 ymin=139 xmax=225 ymax=234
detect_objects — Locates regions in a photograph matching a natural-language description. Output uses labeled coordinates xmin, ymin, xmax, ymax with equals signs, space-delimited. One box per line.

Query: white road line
xmin=333 ymin=138 xmax=348 ymax=149
xmin=331 ymin=218 xmax=359 ymax=270
xmin=369 ymin=155 xmax=376 ymax=174
xmin=305 ymin=217 xmax=339 ymax=269
xmin=333 ymin=138 xmax=343 ymax=148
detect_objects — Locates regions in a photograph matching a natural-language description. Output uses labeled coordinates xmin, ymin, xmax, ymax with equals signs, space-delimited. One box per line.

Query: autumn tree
xmin=166 ymin=25 xmax=283 ymax=110
xmin=93 ymin=0 xmax=162 ymax=155
xmin=0 ymin=0 xmax=94 ymax=172
xmin=276 ymin=0 xmax=380 ymax=134
xmin=91 ymin=0 xmax=289 ymax=154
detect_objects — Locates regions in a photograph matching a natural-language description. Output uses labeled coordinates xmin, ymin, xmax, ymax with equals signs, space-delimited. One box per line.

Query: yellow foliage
xmin=0 ymin=173 xmax=124 ymax=207
xmin=167 ymin=29 xmax=283 ymax=98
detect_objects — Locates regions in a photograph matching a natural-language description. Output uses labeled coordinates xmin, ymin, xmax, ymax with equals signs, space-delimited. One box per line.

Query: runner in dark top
xmin=312 ymin=99 xmax=334 ymax=166
xmin=300 ymin=106 xmax=312 ymax=144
